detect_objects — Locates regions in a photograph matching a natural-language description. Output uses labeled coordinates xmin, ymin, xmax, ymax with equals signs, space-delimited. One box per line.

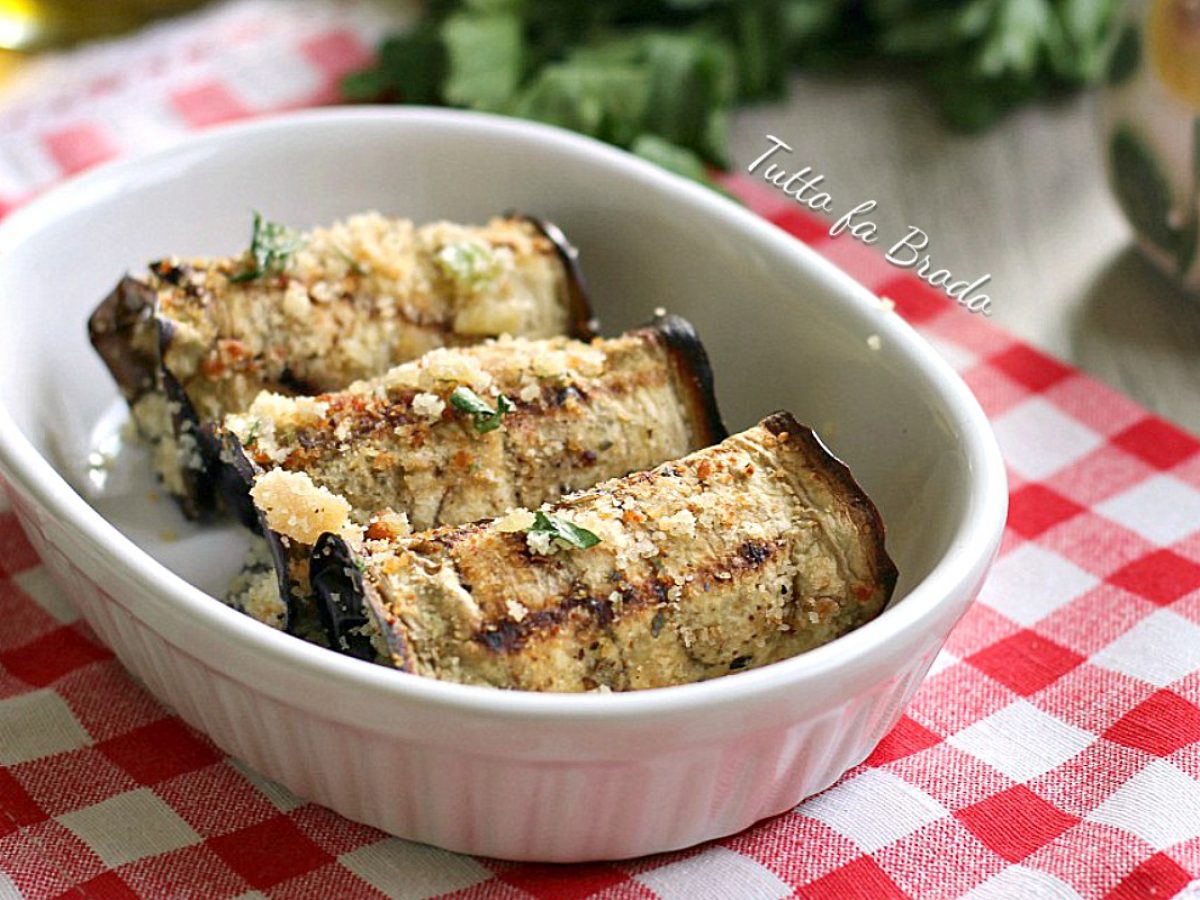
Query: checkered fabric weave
xmin=1 ymin=2 xmax=1199 ymax=897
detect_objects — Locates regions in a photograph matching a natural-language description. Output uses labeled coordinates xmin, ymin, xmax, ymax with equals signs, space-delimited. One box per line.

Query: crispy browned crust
xmin=760 ymin=411 xmax=899 ymax=606
xmin=337 ymin=534 xmax=799 ymax=678
xmin=313 ymin=415 xmax=897 ymax=689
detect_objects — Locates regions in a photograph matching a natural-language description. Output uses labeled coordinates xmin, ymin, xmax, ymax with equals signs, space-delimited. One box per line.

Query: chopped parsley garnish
xmin=434 ymin=240 xmax=502 ymax=292
xmin=241 ymin=418 xmax=261 ymax=448
xmin=335 ymin=245 xmax=367 ymax=276
xmin=230 ymin=211 xmax=305 ymax=283
xmin=529 ymin=511 xmax=601 ymax=550
xmin=450 ymin=386 xmax=513 ymax=433
xmin=346 ymin=1 xmax=1125 ymax=146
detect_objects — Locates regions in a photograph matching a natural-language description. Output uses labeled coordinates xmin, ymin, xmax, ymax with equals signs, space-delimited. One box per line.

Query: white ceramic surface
xmin=0 ymin=108 xmax=1007 ymax=862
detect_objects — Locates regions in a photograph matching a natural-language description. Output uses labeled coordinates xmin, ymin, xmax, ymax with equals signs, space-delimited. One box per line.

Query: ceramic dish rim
xmin=0 ymin=106 xmax=1008 ymax=722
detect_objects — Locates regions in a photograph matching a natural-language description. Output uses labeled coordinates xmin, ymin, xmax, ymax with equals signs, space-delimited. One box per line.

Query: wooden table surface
xmin=731 ymin=73 xmax=1200 ymax=435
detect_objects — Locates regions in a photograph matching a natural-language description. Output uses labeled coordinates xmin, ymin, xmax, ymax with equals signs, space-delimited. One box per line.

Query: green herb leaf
xmin=640 ymin=32 xmax=737 ymax=167
xmin=435 ymin=240 xmax=504 ymax=291
xmin=1105 ymin=23 xmax=1140 ymax=87
xmin=335 ymin=245 xmax=367 ymax=276
xmin=242 ymin=418 xmax=261 ymax=448
xmin=342 ymin=21 xmax=447 ymax=104
xmin=449 ymin=386 xmax=494 ymax=417
xmin=782 ymin=0 xmax=848 ymax=55
xmin=346 ymin=0 xmax=1127 ymax=154
xmin=631 ymin=134 xmax=735 ymax=198
xmin=730 ymin=0 xmax=788 ymax=101
xmin=450 ymin=386 xmax=513 ymax=433
xmin=230 ymin=212 xmax=304 ymax=283
xmin=975 ymin=0 xmax=1054 ymax=81
xmin=512 ymin=59 xmax=650 ymax=148
xmin=1052 ymin=0 xmax=1121 ymax=82
xmin=529 ymin=511 xmax=601 ymax=549
xmin=927 ymin=57 xmax=1033 ymax=132
xmin=441 ymin=11 xmax=524 ymax=111
xmin=875 ymin=2 xmax=987 ymax=56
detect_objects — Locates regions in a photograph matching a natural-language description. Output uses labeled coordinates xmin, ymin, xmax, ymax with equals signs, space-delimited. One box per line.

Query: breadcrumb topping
xmin=250 ymin=469 xmax=354 ymax=544
xmin=495 ymin=509 xmax=537 ymax=533
xmin=412 ymin=392 xmax=447 ymax=420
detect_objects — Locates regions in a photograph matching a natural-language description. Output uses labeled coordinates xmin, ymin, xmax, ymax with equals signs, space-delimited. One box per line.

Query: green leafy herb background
xmin=345 ymin=0 xmax=1124 ymax=187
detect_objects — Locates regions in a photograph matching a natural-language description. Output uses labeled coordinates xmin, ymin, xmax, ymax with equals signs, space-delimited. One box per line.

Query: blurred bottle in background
xmin=0 ymin=0 xmax=204 ymax=52
xmin=1102 ymin=0 xmax=1200 ymax=296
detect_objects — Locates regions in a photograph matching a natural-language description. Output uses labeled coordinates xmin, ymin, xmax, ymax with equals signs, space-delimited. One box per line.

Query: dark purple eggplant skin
xmin=221 ymin=433 xmax=372 ymax=652
xmin=87 ymin=274 xmax=220 ymax=518
xmin=212 ymin=430 xmax=266 ymax=533
xmin=647 ymin=312 xmax=727 ymax=446
xmin=259 ymin=517 xmax=298 ymax=636
xmin=516 ymin=214 xmax=596 ymax=339
xmin=87 ymin=276 xmax=159 ymax=404
xmin=217 ymin=431 xmax=309 ymax=634
xmin=309 ymin=533 xmax=376 ymax=661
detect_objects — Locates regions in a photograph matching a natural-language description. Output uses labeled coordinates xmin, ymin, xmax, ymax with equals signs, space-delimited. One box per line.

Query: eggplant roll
xmin=88 ymin=213 xmax=593 ymax=516
xmin=228 ymin=315 xmax=724 ymax=637
xmin=310 ymin=413 xmax=897 ymax=691
xmin=225 ymin=315 xmax=723 ymax=530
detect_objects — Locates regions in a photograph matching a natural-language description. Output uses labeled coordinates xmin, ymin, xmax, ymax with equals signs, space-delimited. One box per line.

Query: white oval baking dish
xmin=0 ymin=108 xmax=1006 ymax=862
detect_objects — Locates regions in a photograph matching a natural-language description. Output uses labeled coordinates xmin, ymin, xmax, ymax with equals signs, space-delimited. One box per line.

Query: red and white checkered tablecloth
xmin=2 ymin=2 xmax=1200 ymax=897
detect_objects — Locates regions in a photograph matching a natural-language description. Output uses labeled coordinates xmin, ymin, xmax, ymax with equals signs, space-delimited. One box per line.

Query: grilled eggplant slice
xmin=223 ymin=314 xmax=722 ymax=529
xmin=89 ymin=213 xmax=594 ymax=516
xmin=227 ymin=316 xmax=724 ymax=637
xmin=310 ymin=413 xmax=897 ymax=690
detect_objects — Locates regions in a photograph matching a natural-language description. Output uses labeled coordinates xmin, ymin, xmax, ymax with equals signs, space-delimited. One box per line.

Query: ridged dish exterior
xmin=8 ymin=480 xmax=980 ymax=862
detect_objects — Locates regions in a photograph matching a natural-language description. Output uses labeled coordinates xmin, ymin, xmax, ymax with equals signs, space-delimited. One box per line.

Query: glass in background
xmin=1102 ymin=0 xmax=1200 ymax=296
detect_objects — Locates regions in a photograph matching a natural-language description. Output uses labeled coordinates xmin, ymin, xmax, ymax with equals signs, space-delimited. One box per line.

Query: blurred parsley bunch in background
xmin=345 ymin=0 xmax=1122 ymax=185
